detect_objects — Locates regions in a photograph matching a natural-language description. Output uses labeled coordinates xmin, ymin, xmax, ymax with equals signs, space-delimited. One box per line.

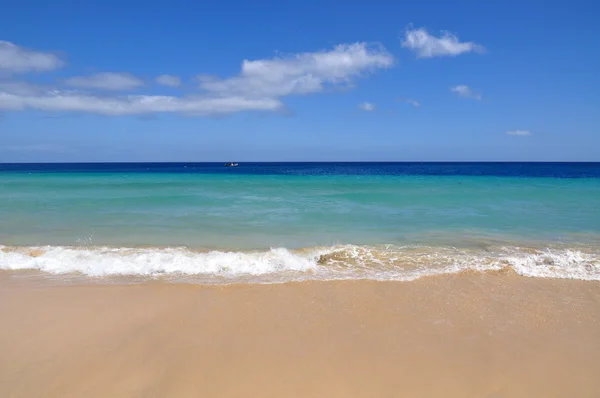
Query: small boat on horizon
xmin=224 ymin=162 xmax=239 ymax=167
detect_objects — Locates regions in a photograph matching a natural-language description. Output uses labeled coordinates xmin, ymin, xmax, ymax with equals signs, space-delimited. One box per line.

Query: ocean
xmin=1 ymin=162 xmax=599 ymax=283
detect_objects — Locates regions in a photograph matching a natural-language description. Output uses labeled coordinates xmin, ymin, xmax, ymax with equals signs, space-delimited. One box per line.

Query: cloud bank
xmin=0 ymin=91 xmax=282 ymax=116
xmin=0 ymin=41 xmax=393 ymax=116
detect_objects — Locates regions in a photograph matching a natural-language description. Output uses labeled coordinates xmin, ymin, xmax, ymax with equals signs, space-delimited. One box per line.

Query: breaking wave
xmin=1 ymin=244 xmax=599 ymax=283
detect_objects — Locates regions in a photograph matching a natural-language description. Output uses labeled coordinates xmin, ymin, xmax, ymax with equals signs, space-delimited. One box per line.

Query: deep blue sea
xmin=1 ymin=162 xmax=599 ymax=283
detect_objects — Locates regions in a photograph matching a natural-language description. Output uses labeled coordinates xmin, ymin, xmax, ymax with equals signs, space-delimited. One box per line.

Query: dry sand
xmin=1 ymin=271 xmax=599 ymax=397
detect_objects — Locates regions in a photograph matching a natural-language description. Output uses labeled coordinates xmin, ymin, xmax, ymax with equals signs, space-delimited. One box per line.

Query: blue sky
xmin=0 ymin=0 xmax=598 ymax=162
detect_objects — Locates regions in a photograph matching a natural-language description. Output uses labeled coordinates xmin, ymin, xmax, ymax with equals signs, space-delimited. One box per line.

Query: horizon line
xmin=2 ymin=161 xmax=600 ymax=164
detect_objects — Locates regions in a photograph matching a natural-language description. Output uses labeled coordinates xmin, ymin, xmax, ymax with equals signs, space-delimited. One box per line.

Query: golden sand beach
xmin=1 ymin=272 xmax=599 ymax=397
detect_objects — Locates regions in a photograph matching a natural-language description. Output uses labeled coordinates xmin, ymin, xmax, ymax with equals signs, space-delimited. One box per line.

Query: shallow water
xmin=1 ymin=162 xmax=599 ymax=282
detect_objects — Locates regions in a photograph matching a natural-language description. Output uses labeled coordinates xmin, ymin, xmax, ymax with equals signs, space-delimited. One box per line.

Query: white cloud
xmin=0 ymin=40 xmax=63 ymax=73
xmin=199 ymin=43 xmax=394 ymax=98
xmin=451 ymin=85 xmax=482 ymax=100
xmin=399 ymin=97 xmax=420 ymax=107
xmin=358 ymin=102 xmax=375 ymax=111
xmin=0 ymin=80 xmax=46 ymax=96
xmin=65 ymin=72 xmax=144 ymax=91
xmin=0 ymin=90 xmax=282 ymax=115
xmin=401 ymin=28 xmax=485 ymax=58
xmin=0 ymin=42 xmax=392 ymax=116
xmin=156 ymin=74 xmax=181 ymax=87
xmin=506 ymin=130 xmax=532 ymax=136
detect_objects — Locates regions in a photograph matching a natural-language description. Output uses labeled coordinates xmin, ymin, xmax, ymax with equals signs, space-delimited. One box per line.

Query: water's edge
xmin=2 ymin=243 xmax=599 ymax=284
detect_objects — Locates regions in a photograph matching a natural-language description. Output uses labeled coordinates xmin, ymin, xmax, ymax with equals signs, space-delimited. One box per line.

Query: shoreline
xmin=2 ymin=273 xmax=599 ymax=397
xmin=2 ymin=242 xmax=600 ymax=283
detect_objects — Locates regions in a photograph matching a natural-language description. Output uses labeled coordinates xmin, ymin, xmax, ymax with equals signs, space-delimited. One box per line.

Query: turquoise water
xmin=1 ymin=163 xmax=599 ymax=282
xmin=2 ymin=172 xmax=599 ymax=248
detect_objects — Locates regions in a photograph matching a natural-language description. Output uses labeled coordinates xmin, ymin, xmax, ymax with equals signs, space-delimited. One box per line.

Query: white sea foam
xmin=503 ymin=249 xmax=600 ymax=280
xmin=0 ymin=246 xmax=320 ymax=278
xmin=0 ymin=244 xmax=599 ymax=283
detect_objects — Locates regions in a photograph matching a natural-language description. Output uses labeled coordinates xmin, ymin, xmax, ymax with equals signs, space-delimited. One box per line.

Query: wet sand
xmin=1 ymin=272 xmax=599 ymax=397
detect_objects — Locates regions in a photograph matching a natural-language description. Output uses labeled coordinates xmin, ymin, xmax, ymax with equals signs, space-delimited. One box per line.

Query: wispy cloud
xmin=156 ymin=74 xmax=181 ymax=87
xmin=199 ymin=43 xmax=394 ymax=98
xmin=451 ymin=85 xmax=482 ymax=100
xmin=358 ymin=102 xmax=375 ymax=111
xmin=0 ymin=40 xmax=63 ymax=73
xmin=506 ymin=130 xmax=532 ymax=136
xmin=65 ymin=72 xmax=144 ymax=91
xmin=401 ymin=27 xmax=485 ymax=58
xmin=398 ymin=97 xmax=420 ymax=107
xmin=0 ymin=91 xmax=282 ymax=116
xmin=0 ymin=80 xmax=46 ymax=96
